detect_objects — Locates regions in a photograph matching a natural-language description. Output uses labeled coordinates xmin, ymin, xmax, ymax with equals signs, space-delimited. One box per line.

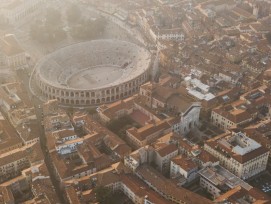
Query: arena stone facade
xmin=34 ymin=40 xmax=152 ymax=106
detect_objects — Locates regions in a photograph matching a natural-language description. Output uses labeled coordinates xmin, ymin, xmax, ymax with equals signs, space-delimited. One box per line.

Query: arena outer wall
xmin=34 ymin=40 xmax=152 ymax=106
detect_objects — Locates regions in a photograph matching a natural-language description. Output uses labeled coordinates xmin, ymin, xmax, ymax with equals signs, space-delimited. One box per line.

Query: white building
xmin=211 ymin=102 xmax=255 ymax=131
xmin=168 ymin=103 xmax=202 ymax=135
xmin=170 ymin=155 xmax=198 ymax=183
xmin=218 ymin=71 xmax=240 ymax=85
xmin=124 ymin=146 xmax=151 ymax=171
xmin=198 ymin=165 xmax=252 ymax=198
xmin=150 ymin=27 xmax=185 ymax=42
xmin=157 ymin=31 xmax=185 ymax=42
xmin=185 ymin=77 xmax=215 ymax=101
xmin=204 ymin=131 xmax=269 ymax=179
xmin=55 ymin=138 xmax=83 ymax=155
xmin=53 ymin=129 xmax=78 ymax=142
xmin=154 ymin=143 xmax=178 ymax=174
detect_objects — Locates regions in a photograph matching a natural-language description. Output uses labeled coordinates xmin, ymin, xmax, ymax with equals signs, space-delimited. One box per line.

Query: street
xmin=17 ymin=69 xmax=67 ymax=203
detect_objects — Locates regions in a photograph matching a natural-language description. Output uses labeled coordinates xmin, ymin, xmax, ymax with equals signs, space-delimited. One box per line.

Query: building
xmin=0 ymin=115 xmax=23 ymax=155
xmin=25 ymin=163 xmax=60 ymax=204
xmin=0 ymin=149 xmax=30 ymax=183
xmin=43 ymin=113 xmax=72 ymax=133
xmin=214 ymin=185 xmax=271 ymax=204
xmin=139 ymin=82 xmax=201 ymax=135
xmin=121 ymin=175 xmax=173 ymax=204
xmin=53 ymin=129 xmax=78 ymax=142
xmin=170 ymin=155 xmax=198 ymax=183
xmin=126 ymin=119 xmax=171 ymax=148
xmin=55 ymin=137 xmax=83 ymax=155
xmin=8 ymin=107 xmax=37 ymax=127
xmin=0 ymin=0 xmax=44 ymax=25
xmin=185 ymin=77 xmax=216 ymax=101
xmin=0 ymin=82 xmax=31 ymax=112
xmin=154 ymin=143 xmax=178 ymax=174
xmin=63 ymin=164 xmax=174 ymax=204
xmin=177 ymin=137 xmax=219 ymax=168
xmin=124 ymin=146 xmax=152 ymax=172
xmin=73 ymin=114 xmax=131 ymax=159
xmin=50 ymin=150 xmax=98 ymax=183
xmin=0 ymin=162 xmax=59 ymax=204
xmin=16 ymin=120 xmax=40 ymax=145
xmin=34 ymin=40 xmax=151 ymax=106
xmin=98 ymin=97 xmax=134 ymax=123
xmin=211 ymin=85 xmax=271 ymax=130
xmin=0 ymin=34 xmax=26 ymax=69
xmin=211 ymin=101 xmax=256 ymax=130
xmin=244 ymin=119 xmax=271 ymax=156
xmin=204 ymin=131 xmax=269 ymax=179
xmin=136 ymin=165 xmax=212 ymax=204
xmin=151 ymin=27 xmax=185 ymax=42
xmin=198 ymin=165 xmax=252 ymax=198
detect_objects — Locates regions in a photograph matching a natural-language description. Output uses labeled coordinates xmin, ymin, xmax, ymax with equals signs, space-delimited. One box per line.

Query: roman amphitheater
xmin=33 ymin=40 xmax=152 ymax=106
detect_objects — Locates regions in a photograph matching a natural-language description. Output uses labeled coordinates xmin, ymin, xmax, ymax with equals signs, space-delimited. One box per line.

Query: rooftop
xmin=219 ymin=132 xmax=261 ymax=156
xmin=0 ymin=118 xmax=23 ymax=153
xmin=156 ymin=143 xmax=178 ymax=157
xmin=0 ymin=34 xmax=24 ymax=56
xmin=198 ymin=165 xmax=252 ymax=192
xmin=127 ymin=120 xmax=171 ymax=142
xmin=205 ymin=131 xmax=269 ymax=163
xmin=136 ymin=165 xmax=212 ymax=204
xmin=215 ymin=185 xmax=271 ymax=204
xmin=171 ymin=155 xmax=198 ymax=172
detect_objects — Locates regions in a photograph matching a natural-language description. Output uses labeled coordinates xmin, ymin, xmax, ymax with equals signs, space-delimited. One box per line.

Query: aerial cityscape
xmin=0 ymin=0 xmax=271 ymax=203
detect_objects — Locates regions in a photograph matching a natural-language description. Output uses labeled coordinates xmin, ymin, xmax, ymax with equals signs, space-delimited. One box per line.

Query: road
xmin=11 ymin=3 xmax=156 ymax=203
xmin=17 ymin=69 xmax=67 ymax=203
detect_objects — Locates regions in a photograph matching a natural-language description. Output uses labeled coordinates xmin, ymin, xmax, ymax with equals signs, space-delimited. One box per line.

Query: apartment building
xmin=211 ymin=101 xmax=256 ymax=130
xmin=154 ymin=143 xmax=178 ymax=174
xmin=136 ymin=165 xmax=212 ymax=204
xmin=98 ymin=97 xmax=134 ymax=123
xmin=215 ymin=185 xmax=271 ymax=203
xmin=0 ymin=150 xmax=30 ymax=183
xmin=0 ymin=34 xmax=26 ymax=69
xmin=204 ymin=131 xmax=269 ymax=179
xmin=198 ymin=165 xmax=252 ymax=198
xmin=126 ymin=120 xmax=171 ymax=148
xmin=170 ymin=155 xmax=198 ymax=183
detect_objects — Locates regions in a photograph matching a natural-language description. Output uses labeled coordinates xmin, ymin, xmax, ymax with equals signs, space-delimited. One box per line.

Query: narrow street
xmin=17 ymin=69 xmax=67 ymax=204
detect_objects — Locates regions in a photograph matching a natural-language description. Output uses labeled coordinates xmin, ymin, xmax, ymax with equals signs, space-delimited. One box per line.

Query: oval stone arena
xmin=34 ymin=40 xmax=152 ymax=106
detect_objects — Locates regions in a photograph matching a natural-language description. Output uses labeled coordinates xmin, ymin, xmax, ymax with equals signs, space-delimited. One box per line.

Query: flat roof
xmin=199 ymin=165 xmax=252 ymax=191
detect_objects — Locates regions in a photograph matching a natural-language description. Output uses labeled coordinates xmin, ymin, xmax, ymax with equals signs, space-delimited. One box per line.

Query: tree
xmin=94 ymin=186 xmax=113 ymax=204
